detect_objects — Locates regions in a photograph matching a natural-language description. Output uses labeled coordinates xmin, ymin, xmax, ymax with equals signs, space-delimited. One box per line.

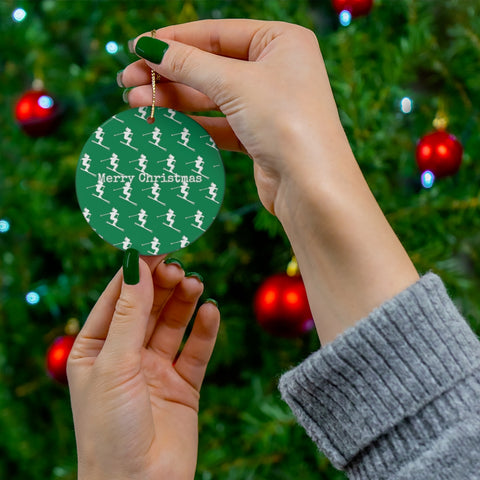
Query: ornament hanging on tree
xmin=76 ymin=31 xmax=225 ymax=255
xmin=416 ymin=110 xmax=463 ymax=185
xmin=46 ymin=335 xmax=76 ymax=384
xmin=254 ymin=257 xmax=314 ymax=338
xmin=332 ymin=0 xmax=374 ymax=19
xmin=15 ymin=83 xmax=61 ymax=137
xmin=46 ymin=318 xmax=79 ymax=384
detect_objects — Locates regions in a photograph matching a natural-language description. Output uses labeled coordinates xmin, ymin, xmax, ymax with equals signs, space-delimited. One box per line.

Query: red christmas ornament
xmin=15 ymin=89 xmax=61 ymax=137
xmin=254 ymin=273 xmax=313 ymax=337
xmin=416 ymin=130 xmax=463 ymax=178
xmin=46 ymin=335 xmax=76 ymax=384
xmin=332 ymin=0 xmax=374 ymax=17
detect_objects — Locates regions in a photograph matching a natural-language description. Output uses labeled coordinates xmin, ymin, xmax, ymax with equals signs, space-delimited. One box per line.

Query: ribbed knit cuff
xmin=278 ymin=273 xmax=480 ymax=475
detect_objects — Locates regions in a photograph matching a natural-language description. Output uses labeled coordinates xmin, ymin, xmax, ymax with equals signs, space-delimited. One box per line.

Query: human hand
xmin=120 ymin=20 xmax=418 ymax=345
xmin=67 ymin=252 xmax=220 ymax=480
xmin=120 ymin=19 xmax=348 ymax=215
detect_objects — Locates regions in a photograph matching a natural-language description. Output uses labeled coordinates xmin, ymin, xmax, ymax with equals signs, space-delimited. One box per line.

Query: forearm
xmin=274 ymin=129 xmax=419 ymax=345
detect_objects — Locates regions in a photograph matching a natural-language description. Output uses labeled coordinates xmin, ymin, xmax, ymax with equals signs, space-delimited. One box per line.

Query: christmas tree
xmin=1 ymin=1 xmax=480 ymax=479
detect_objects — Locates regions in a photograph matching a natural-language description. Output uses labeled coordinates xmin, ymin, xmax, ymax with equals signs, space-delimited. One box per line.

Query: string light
xmin=400 ymin=97 xmax=413 ymax=114
xmin=12 ymin=8 xmax=27 ymax=22
xmin=339 ymin=10 xmax=352 ymax=26
xmin=25 ymin=291 xmax=40 ymax=305
xmin=105 ymin=41 xmax=119 ymax=54
xmin=0 ymin=219 xmax=10 ymax=233
xmin=421 ymin=170 xmax=435 ymax=189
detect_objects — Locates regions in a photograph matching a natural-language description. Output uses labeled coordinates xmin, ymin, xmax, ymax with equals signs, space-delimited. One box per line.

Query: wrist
xmin=273 ymin=136 xmax=419 ymax=344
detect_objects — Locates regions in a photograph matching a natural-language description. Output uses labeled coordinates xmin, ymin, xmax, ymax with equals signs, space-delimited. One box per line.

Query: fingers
xmin=149 ymin=19 xmax=267 ymax=60
xmin=185 ymin=116 xmax=245 ymax=153
xmin=101 ymin=258 xmax=154 ymax=357
xmin=174 ymin=301 xmax=220 ymax=391
xmin=127 ymin=82 xmax=218 ymax=112
xmin=147 ymin=275 xmax=204 ymax=361
xmin=69 ymin=268 xmax=123 ymax=361
xmin=143 ymin=260 xmax=185 ymax=346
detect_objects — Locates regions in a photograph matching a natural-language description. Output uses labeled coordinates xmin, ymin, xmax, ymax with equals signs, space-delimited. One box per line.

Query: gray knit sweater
xmin=279 ymin=273 xmax=480 ymax=479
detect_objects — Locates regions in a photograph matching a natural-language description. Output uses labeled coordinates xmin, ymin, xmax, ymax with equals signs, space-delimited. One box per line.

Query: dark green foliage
xmin=1 ymin=0 xmax=480 ymax=478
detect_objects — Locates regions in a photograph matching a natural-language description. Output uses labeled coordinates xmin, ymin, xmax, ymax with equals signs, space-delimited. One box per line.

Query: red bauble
xmin=46 ymin=335 xmax=76 ymax=384
xmin=254 ymin=273 xmax=313 ymax=337
xmin=416 ymin=130 xmax=463 ymax=178
xmin=15 ymin=89 xmax=61 ymax=137
xmin=332 ymin=0 xmax=374 ymax=17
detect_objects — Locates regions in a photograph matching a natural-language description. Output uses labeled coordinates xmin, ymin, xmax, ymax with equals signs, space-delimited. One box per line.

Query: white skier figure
xmin=172 ymin=181 xmax=194 ymax=204
xmin=158 ymin=154 xmax=176 ymax=173
xmin=200 ymin=182 xmax=219 ymax=203
xmin=87 ymin=177 xmax=110 ymax=204
xmin=100 ymin=153 xmax=121 ymax=173
xmin=92 ymin=127 xmax=110 ymax=150
xmin=82 ymin=208 xmax=91 ymax=223
xmin=158 ymin=208 xmax=180 ymax=232
xmin=143 ymin=182 xmax=165 ymax=205
xmin=143 ymin=127 xmax=166 ymax=150
xmin=187 ymin=210 xmax=205 ymax=231
xmin=115 ymin=127 xmax=138 ymax=151
xmin=187 ymin=155 xmax=207 ymax=177
xmin=170 ymin=235 xmax=190 ymax=248
xmin=101 ymin=208 xmax=124 ymax=231
xmin=173 ymin=127 xmax=194 ymax=151
xmin=129 ymin=154 xmax=148 ymax=173
xmin=201 ymin=134 xmax=218 ymax=150
xmin=129 ymin=209 xmax=153 ymax=232
xmin=80 ymin=153 xmax=96 ymax=176
xmin=115 ymin=237 xmax=132 ymax=250
xmin=114 ymin=181 xmax=137 ymax=205
xmin=142 ymin=237 xmax=161 ymax=255
xmin=163 ymin=108 xmax=181 ymax=123
xmin=135 ymin=107 xmax=148 ymax=120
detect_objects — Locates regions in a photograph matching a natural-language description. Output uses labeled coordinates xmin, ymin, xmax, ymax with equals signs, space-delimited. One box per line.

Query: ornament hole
xmin=147 ymin=116 xmax=155 ymax=124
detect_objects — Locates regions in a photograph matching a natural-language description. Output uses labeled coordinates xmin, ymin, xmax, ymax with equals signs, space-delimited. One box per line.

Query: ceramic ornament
xmin=76 ymin=107 xmax=225 ymax=255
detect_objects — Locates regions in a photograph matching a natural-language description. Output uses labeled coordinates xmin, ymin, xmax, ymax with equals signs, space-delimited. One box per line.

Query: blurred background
xmin=1 ymin=0 xmax=480 ymax=478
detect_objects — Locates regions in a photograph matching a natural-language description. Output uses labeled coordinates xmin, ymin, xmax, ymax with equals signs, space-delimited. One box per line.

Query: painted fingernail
xmin=122 ymin=88 xmax=131 ymax=104
xmin=127 ymin=38 xmax=136 ymax=54
xmin=123 ymin=248 xmax=139 ymax=285
xmin=205 ymin=298 xmax=218 ymax=308
xmin=164 ymin=257 xmax=184 ymax=269
xmin=185 ymin=272 xmax=204 ymax=283
xmin=135 ymin=37 xmax=169 ymax=64
xmin=116 ymin=69 xmax=125 ymax=88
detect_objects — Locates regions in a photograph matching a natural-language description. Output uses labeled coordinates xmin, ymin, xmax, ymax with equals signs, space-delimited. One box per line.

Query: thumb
xmin=102 ymin=249 xmax=154 ymax=357
xmin=134 ymin=36 xmax=238 ymax=106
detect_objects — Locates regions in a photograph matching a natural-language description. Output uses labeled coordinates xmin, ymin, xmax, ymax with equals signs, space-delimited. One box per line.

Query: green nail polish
xmin=122 ymin=88 xmax=132 ymax=104
xmin=186 ymin=272 xmax=204 ymax=283
xmin=164 ymin=257 xmax=184 ymax=269
xmin=135 ymin=36 xmax=169 ymax=64
xmin=205 ymin=298 xmax=218 ymax=308
xmin=123 ymin=248 xmax=139 ymax=285
xmin=116 ymin=69 xmax=125 ymax=88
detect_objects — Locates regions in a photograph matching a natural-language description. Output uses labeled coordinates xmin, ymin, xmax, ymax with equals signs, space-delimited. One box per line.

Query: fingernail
xmin=122 ymin=88 xmax=131 ymax=104
xmin=205 ymin=298 xmax=218 ymax=308
xmin=116 ymin=69 xmax=125 ymax=88
xmin=164 ymin=257 xmax=184 ymax=269
xmin=185 ymin=272 xmax=204 ymax=283
xmin=127 ymin=38 xmax=136 ymax=54
xmin=135 ymin=36 xmax=169 ymax=64
xmin=123 ymin=248 xmax=139 ymax=285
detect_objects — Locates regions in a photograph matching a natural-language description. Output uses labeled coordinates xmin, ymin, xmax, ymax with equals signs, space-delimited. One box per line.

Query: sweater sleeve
xmin=278 ymin=273 xmax=480 ymax=479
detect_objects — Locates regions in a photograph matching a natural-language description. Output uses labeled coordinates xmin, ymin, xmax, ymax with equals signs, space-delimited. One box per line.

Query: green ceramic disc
xmin=76 ymin=107 xmax=225 ymax=255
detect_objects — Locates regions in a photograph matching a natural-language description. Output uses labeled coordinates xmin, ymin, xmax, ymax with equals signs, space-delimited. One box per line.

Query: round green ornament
xmin=76 ymin=107 xmax=225 ymax=255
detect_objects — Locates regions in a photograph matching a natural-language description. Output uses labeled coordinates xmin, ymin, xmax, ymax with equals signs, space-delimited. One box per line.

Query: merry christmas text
xmin=97 ymin=173 xmax=203 ymax=184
